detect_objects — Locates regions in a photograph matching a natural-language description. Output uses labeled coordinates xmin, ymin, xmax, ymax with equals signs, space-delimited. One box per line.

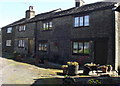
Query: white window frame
xmin=6 ymin=40 xmax=12 ymax=46
xmin=38 ymin=42 xmax=47 ymax=51
xmin=74 ymin=15 xmax=90 ymax=27
xmin=18 ymin=40 xmax=25 ymax=47
xmin=49 ymin=22 xmax=52 ymax=28
xmin=43 ymin=23 xmax=46 ymax=29
xmin=23 ymin=25 xmax=26 ymax=30
xmin=72 ymin=41 xmax=90 ymax=54
xmin=7 ymin=27 xmax=12 ymax=33
xmin=74 ymin=17 xmax=79 ymax=27
xmin=84 ymin=15 xmax=89 ymax=26
xmin=18 ymin=25 xmax=26 ymax=32
xmin=80 ymin=16 xmax=84 ymax=26
xmin=43 ymin=21 xmax=53 ymax=30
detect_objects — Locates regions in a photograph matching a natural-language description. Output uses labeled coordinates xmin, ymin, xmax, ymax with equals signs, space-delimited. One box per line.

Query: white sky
xmin=0 ymin=0 xmax=120 ymax=28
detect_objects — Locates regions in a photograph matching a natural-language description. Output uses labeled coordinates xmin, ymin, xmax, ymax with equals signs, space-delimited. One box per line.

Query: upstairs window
xmin=18 ymin=40 xmax=25 ymax=48
xmin=72 ymin=41 xmax=90 ymax=55
xmin=38 ymin=42 xmax=47 ymax=52
xmin=80 ymin=17 xmax=84 ymax=26
xmin=74 ymin=15 xmax=89 ymax=27
xmin=74 ymin=17 xmax=79 ymax=27
xmin=18 ymin=25 xmax=26 ymax=32
xmin=7 ymin=27 xmax=12 ymax=33
xmin=6 ymin=40 xmax=12 ymax=46
xmin=43 ymin=21 xmax=52 ymax=31
xmin=84 ymin=15 xmax=89 ymax=26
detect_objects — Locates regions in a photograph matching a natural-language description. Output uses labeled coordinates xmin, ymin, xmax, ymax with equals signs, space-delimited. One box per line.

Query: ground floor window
xmin=72 ymin=41 xmax=90 ymax=55
xmin=18 ymin=40 xmax=25 ymax=48
xmin=38 ymin=42 xmax=47 ymax=52
xmin=6 ymin=40 xmax=12 ymax=46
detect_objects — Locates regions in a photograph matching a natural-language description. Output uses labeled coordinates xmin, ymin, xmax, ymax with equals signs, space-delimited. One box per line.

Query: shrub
xmin=62 ymin=65 xmax=68 ymax=68
xmin=88 ymin=79 xmax=102 ymax=85
xmin=67 ymin=62 xmax=79 ymax=66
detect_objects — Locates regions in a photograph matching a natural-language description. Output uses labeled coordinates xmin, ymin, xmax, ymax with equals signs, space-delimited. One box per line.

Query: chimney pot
xmin=26 ymin=6 xmax=35 ymax=19
xmin=75 ymin=0 xmax=85 ymax=7
xmin=29 ymin=6 xmax=33 ymax=11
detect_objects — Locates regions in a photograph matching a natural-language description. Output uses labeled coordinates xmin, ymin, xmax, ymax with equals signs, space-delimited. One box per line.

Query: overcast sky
xmin=0 ymin=0 xmax=120 ymax=28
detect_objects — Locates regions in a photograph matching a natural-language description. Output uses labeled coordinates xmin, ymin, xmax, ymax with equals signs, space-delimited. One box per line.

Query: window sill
xmin=74 ymin=26 xmax=89 ymax=28
xmin=18 ymin=47 xmax=25 ymax=48
xmin=38 ymin=50 xmax=47 ymax=52
xmin=42 ymin=29 xmax=52 ymax=32
xmin=18 ymin=31 xmax=26 ymax=32
xmin=7 ymin=32 xmax=12 ymax=34
xmin=6 ymin=46 xmax=11 ymax=47
xmin=72 ymin=53 xmax=89 ymax=56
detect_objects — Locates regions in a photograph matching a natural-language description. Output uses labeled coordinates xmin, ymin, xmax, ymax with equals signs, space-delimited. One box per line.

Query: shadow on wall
xmin=118 ymin=66 xmax=120 ymax=75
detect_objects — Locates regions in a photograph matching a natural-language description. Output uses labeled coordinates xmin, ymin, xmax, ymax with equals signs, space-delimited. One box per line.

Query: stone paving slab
xmin=1 ymin=57 xmax=120 ymax=85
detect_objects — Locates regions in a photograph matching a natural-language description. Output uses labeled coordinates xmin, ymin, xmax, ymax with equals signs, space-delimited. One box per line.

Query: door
xmin=28 ymin=39 xmax=34 ymax=54
xmin=94 ymin=39 xmax=108 ymax=65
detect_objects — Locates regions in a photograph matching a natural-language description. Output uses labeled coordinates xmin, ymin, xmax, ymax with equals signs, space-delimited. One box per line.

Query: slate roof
xmin=2 ymin=2 xmax=117 ymax=28
xmin=28 ymin=2 xmax=116 ymax=22
xmin=2 ymin=18 xmax=26 ymax=28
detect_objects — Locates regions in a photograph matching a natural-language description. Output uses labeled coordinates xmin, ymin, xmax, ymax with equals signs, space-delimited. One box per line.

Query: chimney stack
xmin=75 ymin=0 xmax=85 ymax=7
xmin=26 ymin=6 xmax=35 ymax=19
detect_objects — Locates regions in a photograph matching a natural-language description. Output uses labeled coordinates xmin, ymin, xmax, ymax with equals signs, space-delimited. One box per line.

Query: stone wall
xmin=2 ymin=26 xmax=15 ymax=57
xmin=14 ymin=22 xmax=35 ymax=55
xmin=36 ymin=8 xmax=115 ymax=65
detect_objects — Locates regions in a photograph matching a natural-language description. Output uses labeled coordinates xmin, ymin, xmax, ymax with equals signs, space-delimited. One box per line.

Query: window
xmin=43 ymin=23 xmax=46 ymax=29
xmin=84 ymin=42 xmax=90 ymax=54
xmin=73 ymin=41 xmax=90 ymax=55
xmin=74 ymin=17 xmax=79 ymax=27
xmin=7 ymin=27 xmax=12 ymax=33
xmin=6 ymin=40 xmax=11 ymax=46
xmin=80 ymin=17 xmax=84 ymax=26
xmin=43 ymin=21 xmax=52 ymax=31
xmin=18 ymin=40 xmax=25 ymax=47
xmin=18 ymin=25 xmax=26 ymax=32
xmin=49 ymin=22 xmax=52 ymax=28
xmin=74 ymin=15 xmax=89 ymax=27
xmin=38 ymin=42 xmax=47 ymax=52
xmin=84 ymin=15 xmax=89 ymax=26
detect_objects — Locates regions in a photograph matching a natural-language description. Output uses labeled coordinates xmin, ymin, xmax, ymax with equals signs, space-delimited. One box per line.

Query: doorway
xmin=94 ymin=39 xmax=108 ymax=65
xmin=28 ymin=39 xmax=34 ymax=54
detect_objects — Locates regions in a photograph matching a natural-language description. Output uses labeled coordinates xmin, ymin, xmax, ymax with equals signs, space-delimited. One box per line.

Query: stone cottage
xmin=2 ymin=6 xmax=36 ymax=57
xmin=1 ymin=0 xmax=120 ymax=71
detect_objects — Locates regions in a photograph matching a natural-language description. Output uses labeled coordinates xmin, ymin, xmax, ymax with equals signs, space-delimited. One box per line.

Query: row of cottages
xmin=1 ymin=0 xmax=120 ymax=70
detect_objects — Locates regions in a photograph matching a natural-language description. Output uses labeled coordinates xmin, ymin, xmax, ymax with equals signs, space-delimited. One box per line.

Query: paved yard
xmin=0 ymin=57 xmax=62 ymax=85
xmin=0 ymin=57 xmax=120 ymax=86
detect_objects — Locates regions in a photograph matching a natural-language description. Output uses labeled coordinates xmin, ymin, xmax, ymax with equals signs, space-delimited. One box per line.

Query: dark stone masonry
xmin=1 ymin=0 xmax=120 ymax=73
